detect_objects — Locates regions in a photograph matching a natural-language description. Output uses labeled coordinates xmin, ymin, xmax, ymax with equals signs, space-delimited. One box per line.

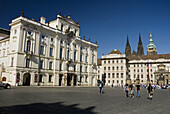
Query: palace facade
xmin=0 ymin=11 xmax=98 ymax=86
xmin=98 ymin=33 xmax=170 ymax=86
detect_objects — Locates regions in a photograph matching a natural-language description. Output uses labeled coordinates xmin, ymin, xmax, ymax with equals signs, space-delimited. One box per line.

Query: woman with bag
xmin=147 ymin=83 xmax=154 ymax=100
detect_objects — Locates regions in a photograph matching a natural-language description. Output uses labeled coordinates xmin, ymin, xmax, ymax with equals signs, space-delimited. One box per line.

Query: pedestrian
xmin=110 ymin=83 xmax=113 ymax=88
xmin=147 ymin=83 xmax=154 ymax=100
xmin=124 ymin=83 xmax=129 ymax=97
xmin=99 ymin=82 xmax=102 ymax=94
xmin=136 ymin=82 xmax=141 ymax=98
xmin=129 ymin=83 xmax=134 ymax=98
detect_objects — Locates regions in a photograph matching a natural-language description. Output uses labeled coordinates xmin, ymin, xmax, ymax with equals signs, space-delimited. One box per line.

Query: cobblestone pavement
xmin=0 ymin=86 xmax=170 ymax=114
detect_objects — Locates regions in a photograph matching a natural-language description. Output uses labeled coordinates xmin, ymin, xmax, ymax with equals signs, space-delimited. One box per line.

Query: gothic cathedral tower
xmin=137 ymin=33 xmax=144 ymax=56
xmin=147 ymin=33 xmax=157 ymax=55
xmin=125 ymin=35 xmax=131 ymax=56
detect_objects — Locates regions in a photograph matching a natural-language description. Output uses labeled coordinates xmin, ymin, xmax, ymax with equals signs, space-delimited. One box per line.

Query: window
xmin=121 ymin=73 xmax=123 ymax=78
xmin=85 ymin=55 xmax=88 ymax=62
xmin=134 ymin=69 xmax=136 ymax=72
xmin=60 ymin=63 xmax=62 ymax=71
xmin=49 ymin=62 xmax=52 ymax=70
xmin=85 ymin=66 xmax=87 ymax=72
xmin=121 ymin=66 xmax=123 ymax=70
xmin=60 ymin=40 xmax=63 ymax=45
xmin=92 ymin=56 xmax=94 ymax=64
xmin=74 ymin=65 xmax=76 ymax=72
xmin=80 ymin=65 xmax=82 ymax=72
xmin=61 ymin=24 xmax=63 ymax=31
xmin=117 ymin=80 xmax=119 ymax=83
xmin=50 ymin=48 xmax=53 ymax=56
xmin=117 ymin=73 xmax=119 ymax=78
xmin=74 ymin=52 xmax=76 ymax=61
xmin=108 ymin=67 xmax=110 ymax=70
xmin=117 ymin=60 xmax=119 ymax=63
xmin=51 ymin=38 xmax=53 ymax=42
xmin=108 ymin=61 xmax=110 ymax=64
xmin=117 ymin=66 xmax=119 ymax=70
xmin=134 ymin=65 xmax=135 ymax=67
xmin=80 ymin=46 xmax=83 ymax=51
xmin=28 ymin=31 xmax=31 ymax=35
xmin=40 ymin=46 xmax=44 ymax=55
xmin=141 ymin=64 xmax=143 ymax=67
xmin=108 ymin=73 xmax=110 ymax=78
xmin=112 ymin=73 xmax=115 ymax=78
xmin=67 ymin=50 xmax=69 ymax=59
xmin=121 ymin=60 xmax=123 ymax=63
xmin=67 ymin=64 xmax=69 ymax=71
xmin=49 ymin=75 xmax=52 ymax=82
xmin=150 ymin=69 xmax=152 ymax=72
xmin=112 ymin=60 xmax=114 ymax=63
xmin=80 ymin=54 xmax=82 ymax=62
xmin=134 ymin=74 xmax=136 ymax=78
xmin=42 ymin=35 xmax=45 ymax=39
xmin=141 ymin=69 xmax=143 ymax=72
xmin=108 ymin=80 xmax=110 ymax=83
xmin=68 ymin=27 xmax=70 ymax=32
xmin=112 ymin=67 xmax=114 ymax=70
xmin=14 ymin=30 xmax=17 ymax=34
xmin=40 ymin=60 xmax=43 ymax=69
xmin=26 ymin=40 xmax=31 ymax=52
xmin=112 ymin=80 xmax=114 ymax=84
xmin=104 ymin=67 xmax=106 ymax=70
xmin=60 ymin=48 xmax=62 ymax=59
xmin=151 ymin=74 xmax=153 ymax=78
xmin=11 ymin=57 xmax=14 ymax=66
xmin=104 ymin=61 xmax=106 ymax=64
xmin=137 ymin=69 xmax=139 ymax=72
xmin=39 ymin=75 xmax=42 ymax=82
xmin=26 ymin=59 xmax=30 ymax=68
xmin=75 ymin=29 xmax=77 ymax=36
xmin=141 ymin=74 xmax=143 ymax=78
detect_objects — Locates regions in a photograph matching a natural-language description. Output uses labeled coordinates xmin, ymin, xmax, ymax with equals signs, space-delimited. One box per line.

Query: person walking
xmin=124 ymin=83 xmax=129 ymax=97
xmin=147 ymin=83 xmax=154 ymax=100
xmin=129 ymin=83 xmax=134 ymax=98
xmin=136 ymin=82 xmax=141 ymax=98
xmin=99 ymin=82 xmax=102 ymax=94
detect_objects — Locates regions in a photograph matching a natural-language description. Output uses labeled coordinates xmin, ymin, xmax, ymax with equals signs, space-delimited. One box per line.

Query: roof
xmin=128 ymin=54 xmax=170 ymax=60
xmin=0 ymin=28 xmax=10 ymax=41
xmin=108 ymin=49 xmax=122 ymax=54
xmin=97 ymin=58 xmax=102 ymax=66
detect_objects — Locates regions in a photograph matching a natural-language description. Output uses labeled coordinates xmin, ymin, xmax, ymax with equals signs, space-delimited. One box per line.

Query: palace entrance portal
xmin=67 ymin=74 xmax=77 ymax=86
xmin=23 ymin=73 xmax=31 ymax=86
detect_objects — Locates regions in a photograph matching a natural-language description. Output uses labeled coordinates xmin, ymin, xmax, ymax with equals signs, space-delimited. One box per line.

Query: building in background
xmin=0 ymin=11 xmax=98 ymax=86
xmin=98 ymin=34 xmax=170 ymax=86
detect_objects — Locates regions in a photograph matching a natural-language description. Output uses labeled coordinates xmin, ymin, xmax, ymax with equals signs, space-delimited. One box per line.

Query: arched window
xmin=26 ymin=40 xmax=31 ymax=52
xmin=2 ymin=77 xmax=6 ymax=81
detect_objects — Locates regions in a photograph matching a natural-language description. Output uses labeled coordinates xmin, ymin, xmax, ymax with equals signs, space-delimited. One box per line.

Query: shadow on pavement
xmin=0 ymin=102 xmax=96 ymax=114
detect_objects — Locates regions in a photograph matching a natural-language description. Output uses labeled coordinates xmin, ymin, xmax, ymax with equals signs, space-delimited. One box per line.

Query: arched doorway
xmin=23 ymin=73 xmax=31 ymax=86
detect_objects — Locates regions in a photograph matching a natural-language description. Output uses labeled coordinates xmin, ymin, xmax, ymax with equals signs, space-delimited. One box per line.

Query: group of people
xmin=124 ymin=83 xmax=154 ymax=100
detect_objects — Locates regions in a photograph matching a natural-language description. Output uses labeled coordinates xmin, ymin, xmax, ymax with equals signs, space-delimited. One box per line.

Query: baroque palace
xmin=98 ymin=33 xmax=170 ymax=86
xmin=0 ymin=11 xmax=98 ymax=86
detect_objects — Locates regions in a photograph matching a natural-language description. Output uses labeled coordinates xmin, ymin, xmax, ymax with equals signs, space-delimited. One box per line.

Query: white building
xmin=97 ymin=49 xmax=129 ymax=86
xmin=0 ymin=11 xmax=98 ymax=86
xmin=98 ymin=34 xmax=170 ymax=86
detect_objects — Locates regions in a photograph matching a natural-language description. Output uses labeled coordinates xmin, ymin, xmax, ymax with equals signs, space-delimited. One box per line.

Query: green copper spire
xmin=147 ymin=33 xmax=156 ymax=49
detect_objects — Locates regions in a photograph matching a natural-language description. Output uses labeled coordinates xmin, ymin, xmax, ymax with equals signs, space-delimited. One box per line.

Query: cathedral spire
xmin=125 ymin=35 xmax=131 ymax=57
xmin=137 ymin=33 xmax=144 ymax=56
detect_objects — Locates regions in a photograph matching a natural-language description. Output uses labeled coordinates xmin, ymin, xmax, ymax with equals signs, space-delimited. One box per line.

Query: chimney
xmin=40 ymin=16 xmax=46 ymax=24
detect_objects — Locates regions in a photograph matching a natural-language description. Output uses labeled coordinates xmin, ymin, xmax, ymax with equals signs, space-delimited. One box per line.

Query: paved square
xmin=0 ymin=87 xmax=170 ymax=114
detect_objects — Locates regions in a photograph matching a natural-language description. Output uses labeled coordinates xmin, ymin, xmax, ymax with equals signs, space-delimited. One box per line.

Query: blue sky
xmin=0 ymin=0 xmax=170 ymax=57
